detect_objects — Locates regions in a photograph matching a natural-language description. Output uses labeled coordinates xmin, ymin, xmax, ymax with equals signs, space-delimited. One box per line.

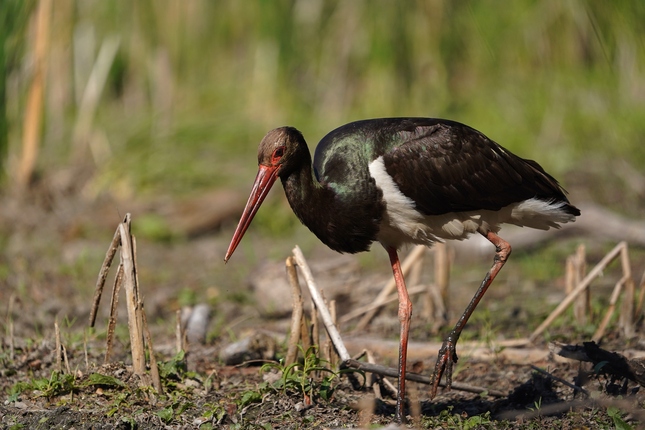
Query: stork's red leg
xmin=430 ymin=231 xmax=511 ymax=398
xmin=386 ymin=246 xmax=412 ymax=423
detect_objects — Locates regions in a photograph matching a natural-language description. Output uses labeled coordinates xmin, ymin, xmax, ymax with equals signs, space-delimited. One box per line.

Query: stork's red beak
xmin=224 ymin=164 xmax=280 ymax=262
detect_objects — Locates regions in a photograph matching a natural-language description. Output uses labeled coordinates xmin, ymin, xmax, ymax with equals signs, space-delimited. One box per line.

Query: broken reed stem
xmin=142 ymin=304 xmax=163 ymax=394
xmin=8 ymin=294 xmax=16 ymax=361
xmin=132 ymin=235 xmax=146 ymax=351
xmin=90 ymin=225 xmax=121 ymax=327
xmin=425 ymin=243 xmax=449 ymax=325
xmin=618 ymin=244 xmax=635 ymax=337
xmin=105 ymin=263 xmax=123 ymax=364
xmin=573 ymin=245 xmax=588 ymax=325
xmin=54 ymin=319 xmax=62 ymax=372
xmin=328 ymin=299 xmax=337 ymax=369
xmin=285 ymin=256 xmax=303 ymax=366
xmin=92 ymin=213 xmax=159 ymax=390
xmin=592 ymin=273 xmax=629 ymax=342
xmin=530 ymin=242 xmax=626 ymax=342
xmin=292 ymin=246 xmax=350 ymax=362
xmin=300 ymin=310 xmax=311 ymax=353
xmin=62 ymin=344 xmax=71 ymax=374
xmin=353 ymin=245 xmax=426 ymax=331
xmin=175 ymin=310 xmax=183 ymax=355
xmin=84 ymin=331 xmax=89 ymax=370
xmin=635 ymin=270 xmax=645 ymax=317
xmin=311 ymin=303 xmax=320 ymax=352
xmin=9 ymin=318 xmax=14 ymax=361
xmin=118 ymin=215 xmax=146 ymax=376
xmin=366 ymin=350 xmax=381 ymax=398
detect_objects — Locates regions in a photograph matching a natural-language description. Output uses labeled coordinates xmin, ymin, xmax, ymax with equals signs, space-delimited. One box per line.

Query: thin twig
xmin=90 ymin=226 xmax=121 ymax=327
xmin=342 ymin=359 xmax=505 ymax=397
xmin=529 ymin=365 xmax=589 ymax=397
xmin=105 ymin=263 xmax=123 ymax=364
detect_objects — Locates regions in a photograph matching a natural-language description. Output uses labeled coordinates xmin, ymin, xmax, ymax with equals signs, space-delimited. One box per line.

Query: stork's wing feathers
xmin=381 ymin=122 xmax=571 ymax=216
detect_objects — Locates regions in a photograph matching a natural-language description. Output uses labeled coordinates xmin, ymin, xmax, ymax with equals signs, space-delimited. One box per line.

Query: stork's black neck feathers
xmin=278 ymin=130 xmax=383 ymax=254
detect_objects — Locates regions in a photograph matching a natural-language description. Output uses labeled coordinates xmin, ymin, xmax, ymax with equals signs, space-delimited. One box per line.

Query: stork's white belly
xmin=368 ymin=156 xmax=576 ymax=249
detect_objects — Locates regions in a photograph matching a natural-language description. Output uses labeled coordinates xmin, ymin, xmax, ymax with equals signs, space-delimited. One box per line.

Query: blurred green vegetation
xmin=3 ymin=0 xmax=645 ymax=201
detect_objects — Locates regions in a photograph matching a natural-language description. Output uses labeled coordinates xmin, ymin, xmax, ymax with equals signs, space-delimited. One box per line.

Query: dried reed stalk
xmin=175 ymin=310 xmax=183 ymax=355
xmin=142 ymin=304 xmax=163 ymax=393
xmin=16 ymin=0 xmax=51 ymax=190
xmin=292 ymin=246 xmax=350 ymax=362
xmin=568 ymin=245 xmax=588 ymax=325
xmin=618 ymin=244 xmax=635 ymax=337
xmin=285 ymin=256 xmax=303 ymax=366
xmin=54 ymin=319 xmax=62 ymax=372
xmin=635 ymin=270 xmax=645 ymax=317
xmin=530 ymin=241 xmax=633 ymax=342
xmin=118 ymin=216 xmax=146 ymax=376
xmin=72 ymin=36 xmax=120 ymax=161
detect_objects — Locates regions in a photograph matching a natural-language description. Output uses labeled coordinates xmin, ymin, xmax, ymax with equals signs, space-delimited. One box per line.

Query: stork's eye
xmin=271 ymin=146 xmax=285 ymax=163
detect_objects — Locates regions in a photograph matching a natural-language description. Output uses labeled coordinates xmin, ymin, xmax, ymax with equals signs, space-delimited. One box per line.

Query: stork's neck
xmin=279 ymin=148 xmax=381 ymax=254
xmin=280 ymin=152 xmax=330 ymax=229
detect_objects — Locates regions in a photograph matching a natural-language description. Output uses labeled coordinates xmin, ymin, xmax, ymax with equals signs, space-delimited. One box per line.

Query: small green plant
xmin=155 ymin=399 xmax=194 ymax=424
xmin=420 ymin=407 xmax=494 ymax=429
xmin=159 ymin=350 xmax=187 ymax=378
xmin=106 ymin=392 xmax=130 ymax=417
xmin=529 ymin=396 xmax=543 ymax=414
xmin=260 ymin=346 xmax=340 ymax=405
xmin=202 ymin=403 xmax=227 ymax=425
xmin=607 ymin=406 xmax=633 ymax=430
xmin=11 ymin=371 xmax=76 ymax=399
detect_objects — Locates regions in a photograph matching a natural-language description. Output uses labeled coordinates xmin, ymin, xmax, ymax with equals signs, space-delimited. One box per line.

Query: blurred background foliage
xmin=2 ymin=0 xmax=645 ymax=209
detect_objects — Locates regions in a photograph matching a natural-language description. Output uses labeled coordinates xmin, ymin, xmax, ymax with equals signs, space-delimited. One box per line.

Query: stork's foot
xmin=430 ymin=336 xmax=459 ymax=399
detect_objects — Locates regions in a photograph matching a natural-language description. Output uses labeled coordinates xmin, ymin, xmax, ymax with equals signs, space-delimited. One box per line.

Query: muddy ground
xmin=1 ymin=184 xmax=644 ymax=429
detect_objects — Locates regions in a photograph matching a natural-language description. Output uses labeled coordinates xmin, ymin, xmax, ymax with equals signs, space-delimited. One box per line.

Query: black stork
xmin=224 ymin=118 xmax=580 ymax=422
